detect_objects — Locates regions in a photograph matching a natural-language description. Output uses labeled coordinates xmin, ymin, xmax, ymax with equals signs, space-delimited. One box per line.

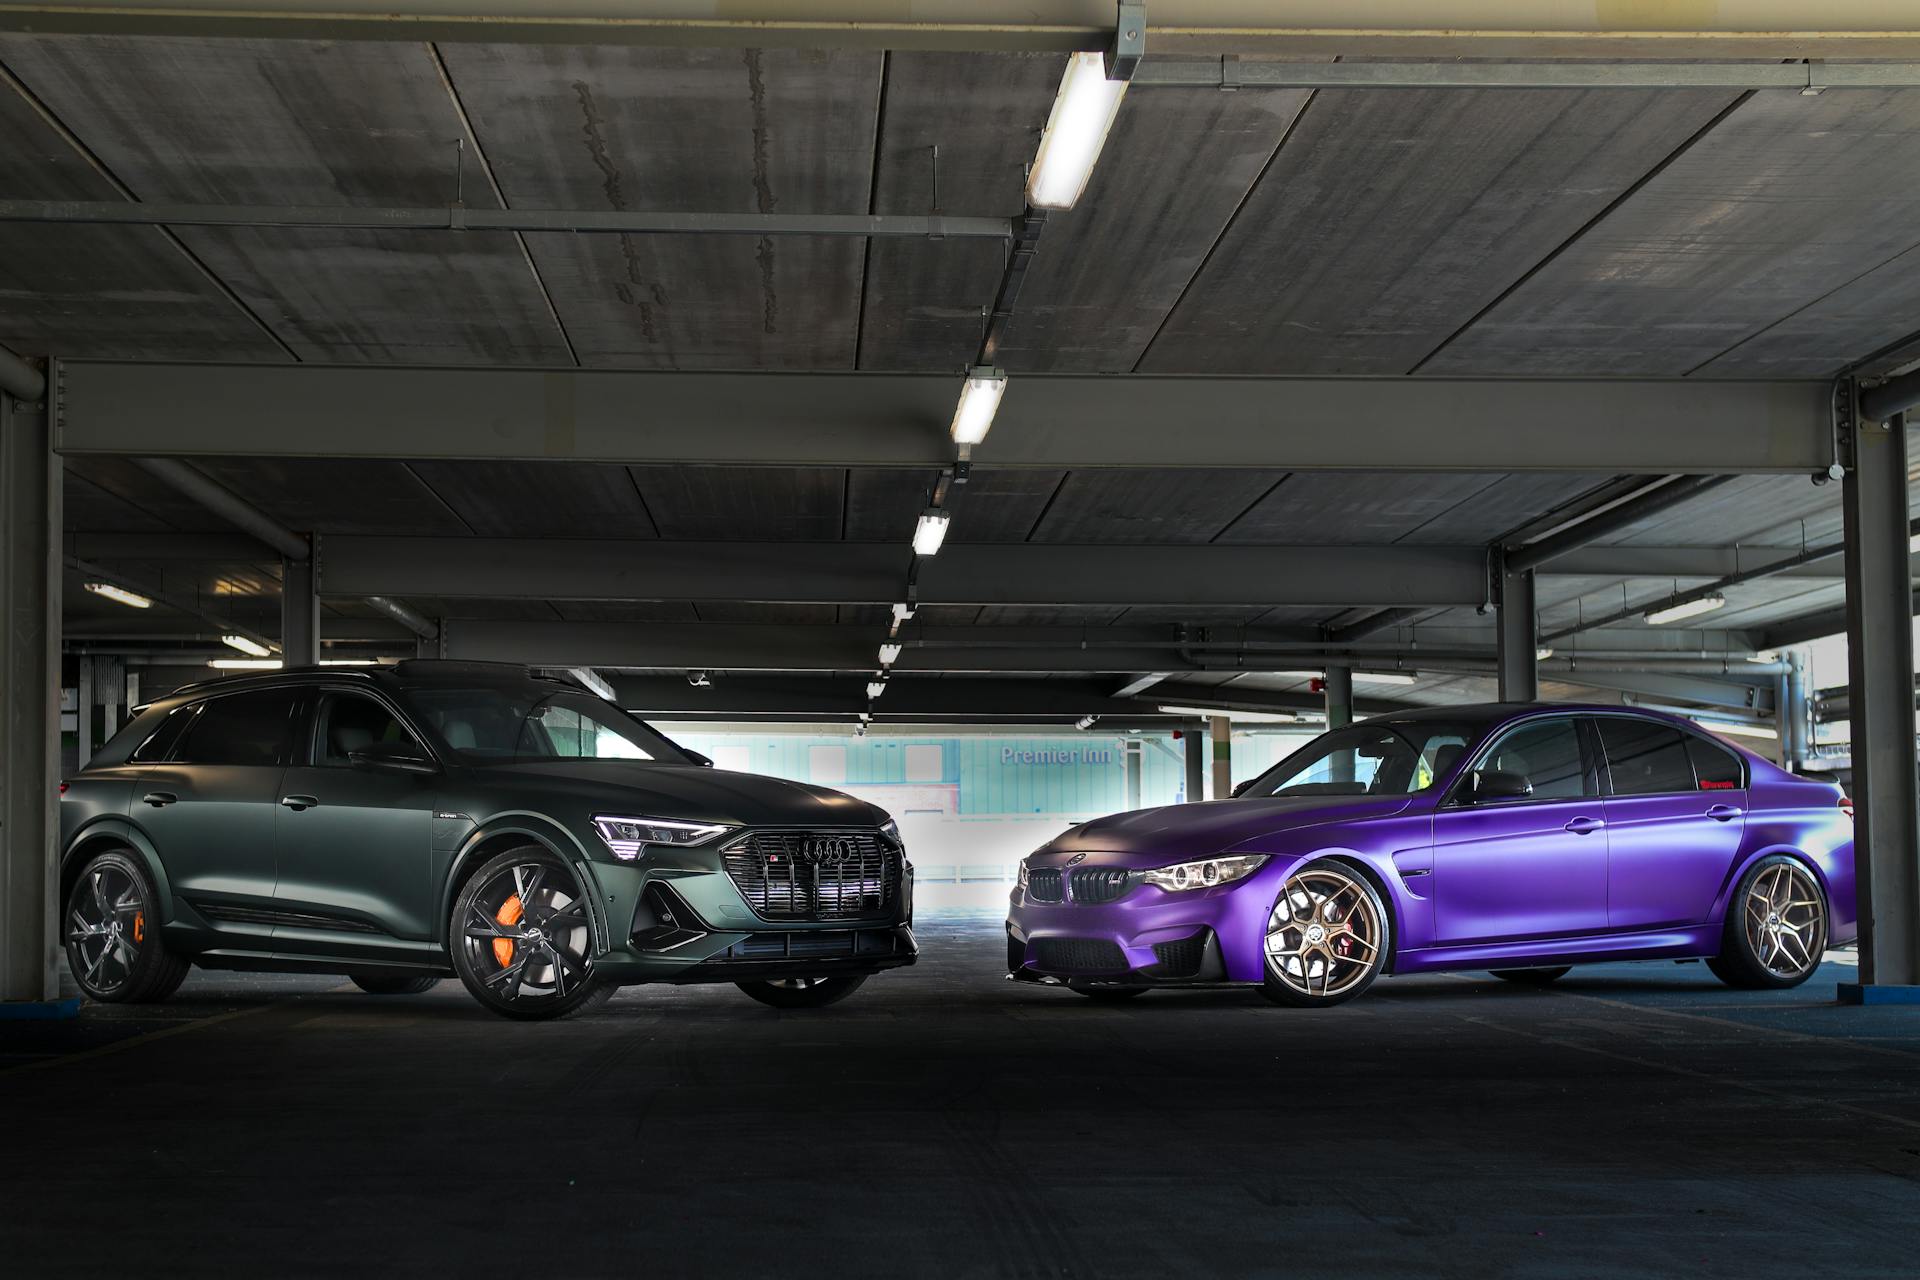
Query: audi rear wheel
xmin=63 ymin=849 xmax=189 ymax=1004
xmin=736 ymin=975 xmax=867 ymax=1009
xmin=1259 ymin=861 xmax=1389 ymax=1008
xmin=450 ymin=847 xmax=614 ymax=1020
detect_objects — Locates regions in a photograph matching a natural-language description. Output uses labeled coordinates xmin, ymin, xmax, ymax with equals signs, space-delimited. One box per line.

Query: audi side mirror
xmin=1472 ymin=769 xmax=1533 ymax=802
xmin=685 ymin=749 xmax=715 ymax=768
xmin=348 ymin=741 xmax=438 ymax=776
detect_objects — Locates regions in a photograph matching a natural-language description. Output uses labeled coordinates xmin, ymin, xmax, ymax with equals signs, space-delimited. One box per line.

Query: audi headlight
xmin=592 ymin=815 xmax=734 ymax=861
xmin=1140 ymin=854 xmax=1268 ymax=892
xmin=879 ymin=819 xmax=902 ymax=845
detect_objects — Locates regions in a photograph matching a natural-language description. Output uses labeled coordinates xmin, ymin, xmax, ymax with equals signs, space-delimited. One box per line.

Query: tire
xmin=1708 ymin=855 xmax=1829 ymax=990
xmin=1490 ymin=966 xmax=1572 ymax=985
xmin=449 ymin=846 xmax=614 ymax=1020
xmin=1067 ymin=982 xmax=1148 ymax=1000
xmin=1258 ymin=860 xmax=1390 ymax=1008
xmin=735 ymin=975 xmax=867 ymax=1009
xmin=350 ymin=974 xmax=441 ymax=995
xmin=62 ymin=848 xmax=190 ymax=1004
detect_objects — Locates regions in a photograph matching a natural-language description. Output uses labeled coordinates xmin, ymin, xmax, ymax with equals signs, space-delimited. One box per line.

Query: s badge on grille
xmin=1065 ymin=852 xmax=1087 ymax=866
xmin=797 ymin=837 xmax=855 ymax=866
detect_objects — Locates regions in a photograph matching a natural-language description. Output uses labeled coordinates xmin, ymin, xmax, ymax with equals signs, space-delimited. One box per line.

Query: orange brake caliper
xmin=133 ymin=911 xmax=145 ymax=945
xmin=492 ymin=895 xmax=524 ymax=968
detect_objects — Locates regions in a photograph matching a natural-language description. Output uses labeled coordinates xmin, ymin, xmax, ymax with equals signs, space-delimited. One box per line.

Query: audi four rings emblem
xmin=797 ymin=837 xmax=856 ymax=866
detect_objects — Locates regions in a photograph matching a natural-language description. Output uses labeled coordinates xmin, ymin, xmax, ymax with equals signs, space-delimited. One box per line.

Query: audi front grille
xmin=721 ymin=830 xmax=901 ymax=921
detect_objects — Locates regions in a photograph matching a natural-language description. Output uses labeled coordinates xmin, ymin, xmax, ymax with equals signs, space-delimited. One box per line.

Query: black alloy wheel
xmin=63 ymin=850 xmax=190 ymax=1003
xmin=451 ymin=848 xmax=614 ymax=1020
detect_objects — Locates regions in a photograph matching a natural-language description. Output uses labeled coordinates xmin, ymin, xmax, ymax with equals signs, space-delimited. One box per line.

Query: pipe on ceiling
xmin=364 ymin=596 xmax=439 ymax=641
xmin=1860 ymin=371 xmax=1920 ymax=423
xmin=135 ymin=458 xmax=311 ymax=562
xmin=0 ymin=344 xmax=44 ymax=402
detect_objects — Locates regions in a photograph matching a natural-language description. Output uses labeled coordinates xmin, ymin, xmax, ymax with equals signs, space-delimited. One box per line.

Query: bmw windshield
xmin=1241 ymin=720 xmax=1485 ymax=797
xmin=400 ymin=684 xmax=693 ymax=766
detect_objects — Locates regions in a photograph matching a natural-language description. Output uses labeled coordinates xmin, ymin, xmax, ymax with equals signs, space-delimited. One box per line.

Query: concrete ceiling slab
xmin=997 ymin=80 xmax=1314 ymax=373
xmin=1139 ymin=85 xmax=1741 ymax=375
xmin=948 ymin=468 xmax=1067 ymax=543
xmin=1031 ymin=469 xmax=1283 ymax=543
xmin=845 ymin=467 xmax=939 ymax=541
xmin=440 ymin=43 xmax=879 ymax=369
xmin=1 ymin=35 xmax=573 ymax=363
xmin=1429 ymin=89 xmax=1920 ymax=377
xmin=1402 ymin=473 xmax=1606 ymax=544
xmin=409 ymin=461 xmax=658 ymax=539
xmin=1216 ymin=471 xmax=1493 ymax=544
xmin=555 ymin=601 xmax=700 ymax=623
xmin=190 ymin=458 xmax=471 ymax=536
xmin=629 ymin=464 xmax=847 ymax=541
xmin=855 ymin=51 xmax=1059 ymax=371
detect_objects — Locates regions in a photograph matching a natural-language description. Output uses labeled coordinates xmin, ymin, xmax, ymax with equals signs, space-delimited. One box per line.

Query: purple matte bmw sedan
xmin=1006 ymin=704 xmax=1855 ymax=1007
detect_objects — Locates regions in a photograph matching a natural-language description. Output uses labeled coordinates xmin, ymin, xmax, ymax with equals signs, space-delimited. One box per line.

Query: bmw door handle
xmin=280 ymin=795 xmax=319 ymax=812
xmin=141 ymin=791 xmax=177 ymax=808
xmin=1563 ymin=816 xmax=1604 ymax=835
xmin=1705 ymin=804 xmax=1743 ymax=822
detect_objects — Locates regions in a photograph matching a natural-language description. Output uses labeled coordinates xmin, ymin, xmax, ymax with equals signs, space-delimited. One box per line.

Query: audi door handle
xmin=1564 ymin=816 xmax=1604 ymax=835
xmin=141 ymin=791 xmax=177 ymax=808
xmin=280 ymin=795 xmax=319 ymax=812
xmin=1705 ymin=804 xmax=1743 ymax=822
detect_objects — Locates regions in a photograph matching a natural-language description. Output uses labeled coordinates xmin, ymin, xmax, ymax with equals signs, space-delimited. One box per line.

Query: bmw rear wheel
xmin=736 ymin=975 xmax=867 ymax=1009
xmin=451 ymin=848 xmax=614 ymax=1020
xmin=1259 ymin=861 xmax=1389 ymax=1008
xmin=63 ymin=849 xmax=190 ymax=1003
xmin=1708 ymin=855 xmax=1828 ymax=990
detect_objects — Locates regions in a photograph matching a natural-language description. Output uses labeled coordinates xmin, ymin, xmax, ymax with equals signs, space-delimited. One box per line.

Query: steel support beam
xmin=1782 ymin=650 xmax=1812 ymax=770
xmin=1 ymin=385 xmax=61 ymax=1007
xmin=0 ymin=200 xmax=1011 ymax=241
xmin=1135 ymin=58 xmax=1920 ymax=90
xmin=362 ymin=596 xmax=439 ymax=642
xmin=0 ymin=344 xmax=44 ymax=403
xmin=9 ymin=2 xmax=1920 ymax=58
xmin=1323 ymin=666 xmax=1353 ymax=730
xmin=1506 ymin=477 xmax=1736 ymax=574
xmin=135 ymin=459 xmax=310 ymax=562
xmin=281 ymin=556 xmax=318 ymax=667
xmin=1841 ymin=408 xmax=1920 ymax=994
xmin=1495 ymin=553 xmax=1538 ymax=703
xmin=323 ymin=538 xmax=1489 ymax=608
xmin=55 ymin=363 xmax=1836 ymax=475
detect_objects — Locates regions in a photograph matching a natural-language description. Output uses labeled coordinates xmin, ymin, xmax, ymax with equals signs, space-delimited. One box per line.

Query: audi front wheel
xmin=450 ymin=848 xmax=614 ymax=1020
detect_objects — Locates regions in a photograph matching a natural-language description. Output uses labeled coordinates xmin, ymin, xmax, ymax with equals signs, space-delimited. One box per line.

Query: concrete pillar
xmin=1323 ymin=665 xmax=1354 ymax=730
xmin=1124 ymin=740 xmax=1142 ymax=810
xmin=1 ymin=384 xmax=62 ymax=1007
xmin=1841 ymin=407 xmax=1920 ymax=997
xmin=1780 ymin=649 xmax=1811 ymax=771
xmin=1182 ymin=724 xmax=1204 ymax=803
xmin=282 ymin=553 xmax=319 ymax=667
xmin=1495 ymin=551 xmax=1539 ymax=703
xmin=1209 ymin=716 xmax=1232 ymax=799
xmin=76 ymin=656 xmax=93 ymax=769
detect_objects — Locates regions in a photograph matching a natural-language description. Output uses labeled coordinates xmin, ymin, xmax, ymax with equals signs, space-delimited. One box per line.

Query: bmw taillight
xmin=58 ymin=781 xmax=67 ymax=795
xmin=1840 ymin=795 xmax=1854 ymax=821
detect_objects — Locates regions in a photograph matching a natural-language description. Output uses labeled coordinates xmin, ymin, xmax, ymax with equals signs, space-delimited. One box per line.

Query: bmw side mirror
xmin=348 ymin=742 xmax=438 ymax=775
xmin=1230 ymin=779 xmax=1258 ymax=798
xmin=1472 ymin=769 xmax=1533 ymax=802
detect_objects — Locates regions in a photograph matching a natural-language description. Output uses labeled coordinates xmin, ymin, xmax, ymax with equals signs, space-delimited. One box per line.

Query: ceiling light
xmin=878 ymin=643 xmax=902 ymax=666
xmin=222 ymin=634 xmax=272 ymax=658
xmin=208 ymin=658 xmax=283 ymax=670
xmin=1027 ymin=51 xmax=1128 ymax=210
xmin=1156 ymin=705 xmax=1301 ymax=724
xmin=1356 ymin=672 xmax=1418 ymax=686
xmin=1265 ymin=669 xmax=1323 ymax=680
xmin=866 ymin=681 xmax=887 ymax=700
xmin=950 ymin=366 xmax=1007 ymax=446
xmin=84 ymin=582 xmax=152 ymax=609
xmin=1075 ymin=715 xmax=1099 ymax=730
xmin=1535 ymin=648 xmax=1554 ymax=661
xmin=319 ymin=659 xmax=381 ymax=667
xmin=912 ymin=509 xmax=950 ymax=557
xmin=891 ymin=602 xmax=916 ymax=624
xmin=1644 ymin=594 xmax=1726 ymax=626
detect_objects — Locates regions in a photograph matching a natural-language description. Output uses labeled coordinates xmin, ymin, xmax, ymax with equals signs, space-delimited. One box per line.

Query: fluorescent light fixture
xmin=1075 ymin=715 xmax=1099 ymax=730
xmin=222 ymin=634 xmax=272 ymax=658
xmin=208 ymin=658 xmax=283 ymax=670
xmin=1747 ymin=649 xmax=1780 ymax=664
xmin=1535 ymin=648 xmax=1554 ymax=661
xmin=319 ymin=659 xmax=381 ymax=667
xmin=1697 ymin=720 xmax=1777 ymax=741
xmin=1156 ymin=705 xmax=1301 ymax=724
xmin=912 ymin=509 xmax=950 ymax=557
xmin=1644 ymin=594 xmax=1726 ymax=626
xmin=84 ymin=582 xmax=152 ymax=610
xmin=1356 ymin=672 xmax=1418 ymax=686
xmin=866 ymin=681 xmax=887 ymax=700
xmin=878 ymin=643 xmax=902 ymax=666
xmin=1026 ymin=51 xmax=1128 ymax=210
xmin=891 ymin=602 xmax=916 ymax=624
xmin=1910 ymin=532 xmax=1920 ymax=553
xmin=950 ymin=366 xmax=1007 ymax=446
xmin=1267 ymin=670 xmax=1324 ymax=680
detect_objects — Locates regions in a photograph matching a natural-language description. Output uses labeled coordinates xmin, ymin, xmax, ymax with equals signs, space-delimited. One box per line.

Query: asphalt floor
xmin=4 ymin=908 xmax=1917 ymax=1278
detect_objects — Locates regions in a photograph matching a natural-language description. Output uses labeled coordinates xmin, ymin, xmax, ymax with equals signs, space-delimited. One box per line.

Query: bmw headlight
xmin=592 ymin=815 xmax=734 ymax=861
xmin=1140 ymin=854 xmax=1268 ymax=892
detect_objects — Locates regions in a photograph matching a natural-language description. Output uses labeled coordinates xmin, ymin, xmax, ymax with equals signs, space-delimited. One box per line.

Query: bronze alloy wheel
xmin=1260 ymin=862 xmax=1389 ymax=1008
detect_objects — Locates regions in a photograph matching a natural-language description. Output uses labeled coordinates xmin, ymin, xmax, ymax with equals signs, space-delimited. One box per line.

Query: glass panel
xmin=1479 ymin=718 xmax=1591 ymax=800
xmin=1244 ymin=720 xmax=1484 ymax=798
xmin=172 ymin=690 xmax=299 ymax=767
xmin=404 ymin=686 xmax=682 ymax=764
xmin=1598 ymin=718 xmax=1697 ymax=796
xmin=318 ymin=693 xmax=418 ymax=766
xmin=1684 ymin=733 xmax=1746 ymax=791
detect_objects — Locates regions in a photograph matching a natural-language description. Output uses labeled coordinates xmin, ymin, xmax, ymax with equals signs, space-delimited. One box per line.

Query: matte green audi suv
xmin=59 ymin=662 xmax=915 ymax=1019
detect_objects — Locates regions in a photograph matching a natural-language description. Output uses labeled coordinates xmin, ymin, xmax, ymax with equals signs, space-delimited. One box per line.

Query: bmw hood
xmin=471 ymin=761 xmax=889 ymax=829
xmin=1040 ymin=794 xmax=1415 ymax=865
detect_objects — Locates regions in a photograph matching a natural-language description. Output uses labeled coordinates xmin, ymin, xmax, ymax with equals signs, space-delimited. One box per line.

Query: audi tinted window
xmin=170 ymin=690 xmax=301 ymax=767
xmin=316 ymin=692 xmax=421 ymax=767
xmin=1597 ymin=718 xmax=1696 ymax=796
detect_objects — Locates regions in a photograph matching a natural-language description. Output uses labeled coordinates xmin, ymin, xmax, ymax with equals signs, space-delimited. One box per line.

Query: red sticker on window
xmin=1699 ymin=779 xmax=1737 ymax=790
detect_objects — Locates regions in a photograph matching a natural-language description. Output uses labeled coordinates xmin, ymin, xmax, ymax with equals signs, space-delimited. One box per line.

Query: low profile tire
xmin=1708 ymin=855 xmax=1829 ymax=991
xmin=350 ymin=974 xmax=441 ymax=995
xmin=63 ymin=849 xmax=190 ymax=1004
xmin=736 ymin=975 xmax=867 ymax=1009
xmin=450 ymin=847 xmax=614 ymax=1021
xmin=1259 ymin=860 xmax=1390 ymax=1009
xmin=1066 ymin=982 xmax=1148 ymax=1000
xmin=1490 ymin=966 xmax=1572 ymax=985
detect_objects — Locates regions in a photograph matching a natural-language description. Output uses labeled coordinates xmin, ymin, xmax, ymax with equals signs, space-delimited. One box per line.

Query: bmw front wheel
xmin=451 ymin=848 xmax=614 ymax=1020
xmin=64 ymin=849 xmax=190 ymax=1004
xmin=1259 ymin=861 xmax=1389 ymax=1008
xmin=736 ymin=976 xmax=867 ymax=1009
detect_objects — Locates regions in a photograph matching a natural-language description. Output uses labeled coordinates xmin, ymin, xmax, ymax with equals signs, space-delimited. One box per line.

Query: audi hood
xmin=470 ymin=761 xmax=891 ymax=829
